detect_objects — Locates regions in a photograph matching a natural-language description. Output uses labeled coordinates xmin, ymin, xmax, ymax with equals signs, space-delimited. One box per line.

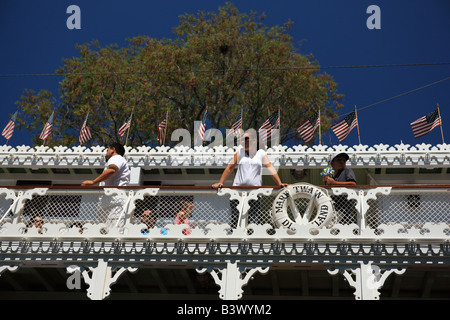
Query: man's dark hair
xmin=109 ymin=142 xmax=125 ymax=156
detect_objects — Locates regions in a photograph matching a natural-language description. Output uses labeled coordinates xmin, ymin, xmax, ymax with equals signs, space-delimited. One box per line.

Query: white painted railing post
xmin=331 ymin=187 xmax=391 ymax=230
xmin=218 ymin=188 xmax=273 ymax=231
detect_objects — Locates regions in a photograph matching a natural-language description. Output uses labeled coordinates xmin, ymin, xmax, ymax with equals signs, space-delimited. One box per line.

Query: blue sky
xmin=1 ymin=0 xmax=449 ymax=147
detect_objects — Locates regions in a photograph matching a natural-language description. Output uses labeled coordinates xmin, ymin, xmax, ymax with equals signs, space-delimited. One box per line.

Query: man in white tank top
xmin=81 ymin=143 xmax=130 ymax=187
xmin=212 ymin=132 xmax=287 ymax=228
xmin=81 ymin=143 xmax=130 ymax=229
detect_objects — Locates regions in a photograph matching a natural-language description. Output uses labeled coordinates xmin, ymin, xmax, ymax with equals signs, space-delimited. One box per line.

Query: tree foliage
xmin=16 ymin=3 xmax=343 ymax=147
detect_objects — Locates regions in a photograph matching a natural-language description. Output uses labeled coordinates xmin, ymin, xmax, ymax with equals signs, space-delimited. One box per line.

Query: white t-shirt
xmin=232 ymin=147 xmax=267 ymax=186
xmin=100 ymin=154 xmax=130 ymax=186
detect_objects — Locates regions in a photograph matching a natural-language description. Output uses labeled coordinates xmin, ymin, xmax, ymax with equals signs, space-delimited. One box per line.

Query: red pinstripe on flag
xmin=410 ymin=109 xmax=441 ymax=138
xmin=227 ymin=114 xmax=242 ymax=137
xmin=258 ymin=110 xmax=279 ymax=142
xmin=118 ymin=114 xmax=132 ymax=137
xmin=157 ymin=116 xmax=167 ymax=145
xmin=297 ymin=112 xmax=319 ymax=143
xmin=79 ymin=113 xmax=92 ymax=145
xmin=198 ymin=110 xmax=208 ymax=141
xmin=2 ymin=111 xmax=18 ymax=141
xmin=39 ymin=112 xmax=54 ymax=141
xmin=331 ymin=111 xmax=357 ymax=143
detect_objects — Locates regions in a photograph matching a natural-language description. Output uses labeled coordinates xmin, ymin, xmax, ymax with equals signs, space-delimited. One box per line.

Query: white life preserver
xmin=272 ymin=183 xmax=334 ymax=233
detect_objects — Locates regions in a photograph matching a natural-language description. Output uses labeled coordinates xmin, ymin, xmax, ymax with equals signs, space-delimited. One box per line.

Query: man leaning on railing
xmin=81 ymin=143 xmax=130 ymax=187
xmin=81 ymin=143 xmax=131 ymax=229
xmin=212 ymin=132 xmax=288 ymax=228
xmin=323 ymin=153 xmax=356 ymax=187
xmin=323 ymin=152 xmax=357 ymax=225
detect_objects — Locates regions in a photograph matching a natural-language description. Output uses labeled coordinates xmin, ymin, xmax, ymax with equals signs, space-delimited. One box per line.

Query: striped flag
xmin=118 ymin=114 xmax=132 ymax=137
xmin=157 ymin=114 xmax=167 ymax=145
xmin=410 ymin=109 xmax=441 ymax=139
xmin=198 ymin=110 xmax=208 ymax=141
xmin=39 ymin=112 xmax=54 ymax=141
xmin=2 ymin=110 xmax=18 ymax=141
xmin=226 ymin=114 xmax=242 ymax=137
xmin=297 ymin=112 xmax=319 ymax=143
xmin=331 ymin=111 xmax=357 ymax=143
xmin=259 ymin=110 xmax=279 ymax=142
xmin=79 ymin=113 xmax=92 ymax=145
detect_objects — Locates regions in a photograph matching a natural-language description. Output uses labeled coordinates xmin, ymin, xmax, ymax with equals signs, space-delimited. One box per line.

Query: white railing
xmin=2 ymin=143 xmax=450 ymax=168
xmin=0 ymin=184 xmax=449 ymax=240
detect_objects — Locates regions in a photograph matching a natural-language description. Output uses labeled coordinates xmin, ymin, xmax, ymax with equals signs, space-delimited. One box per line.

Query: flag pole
xmin=125 ymin=106 xmax=135 ymax=146
xmin=201 ymin=106 xmax=208 ymax=146
xmin=278 ymin=106 xmax=281 ymax=145
xmin=163 ymin=108 xmax=169 ymax=146
xmin=240 ymin=106 xmax=244 ymax=142
xmin=437 ymin=103 xmax=445 ymax=144
xmin=354 ymin=105 xmax=361 ymax=145
xmin=42 ymin=113 xmax=46 ymax=146
xmin=318 ymin=108 xmax=322 ymax=145
xmin=240 ymin=106 xmax=243 ymax=131
xmin=42 ymin=115 xmax=48 ymax=146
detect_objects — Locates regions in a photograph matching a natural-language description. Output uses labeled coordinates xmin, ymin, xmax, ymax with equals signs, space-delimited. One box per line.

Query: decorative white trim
xmin=218 ymin=187 xmax=273 ymax=230
xmin=66 ymin=259 xmax=137 ymax=300
xmin=1 ymin=237 xmax=448 ymax=258
xmin=1 ymin=143 xmax=449 ymax=168
xmin=0 ymin=265 xmax=18 ymax=276
xmin=331 ymin=187 xmax=392 ymax=230
xmin=196 ymin=262 xmax=270 ymax=300
xmin=327 ymin=262 xmax=406 ymax=300
xmin=0 ymin=239 xmax=446 ymax=300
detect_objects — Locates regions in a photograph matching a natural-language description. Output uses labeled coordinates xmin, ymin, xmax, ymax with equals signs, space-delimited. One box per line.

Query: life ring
xmin=272 ymin=183 xmax=334 ymax=233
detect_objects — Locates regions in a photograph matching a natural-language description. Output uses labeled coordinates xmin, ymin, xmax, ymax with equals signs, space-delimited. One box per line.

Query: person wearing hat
xmin=324 ymin=152 xmax=356 ymax=186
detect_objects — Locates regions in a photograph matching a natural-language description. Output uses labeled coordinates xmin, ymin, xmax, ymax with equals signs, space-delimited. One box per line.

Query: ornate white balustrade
xmin=0 ymin=142 xmax=449 ymax=168
xmin=0 ymin=184 xmax=449 ymax=300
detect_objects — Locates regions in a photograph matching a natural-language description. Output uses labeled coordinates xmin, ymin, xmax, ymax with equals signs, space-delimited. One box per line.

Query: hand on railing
xmin=211 ymin=183 xmax=223 ymax=190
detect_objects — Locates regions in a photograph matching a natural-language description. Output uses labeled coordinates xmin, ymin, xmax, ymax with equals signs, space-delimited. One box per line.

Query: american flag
xmin=198 ymin=110 xmax=208 ymax=141
xmin=226 ymin=114 xmax=242 ymax=137
xmin=259 ymin=110 xmax=279 ymax=142
xmin=331 ymin=111 xmax=357 ymax=143
xmin=2 ymin=110 xmax=18 ymax=141
xmin=118 ymin=114 xmax=132 ymax=137
xmin=39 ymin=112 xmax=54 ymax=141
xmin=157 ymin=114 xmax=167 ymax=145
xmin=297 ymin=112 xmax=319 ymax=143
xmin=410 ymin=109 xmax=441 ymax=139
xmin=79 ymin=113 xmax=92 ymax=145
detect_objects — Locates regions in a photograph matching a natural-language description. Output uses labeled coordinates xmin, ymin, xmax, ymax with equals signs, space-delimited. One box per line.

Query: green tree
xmin=16 ymin=2 xmax=343 ymax=147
